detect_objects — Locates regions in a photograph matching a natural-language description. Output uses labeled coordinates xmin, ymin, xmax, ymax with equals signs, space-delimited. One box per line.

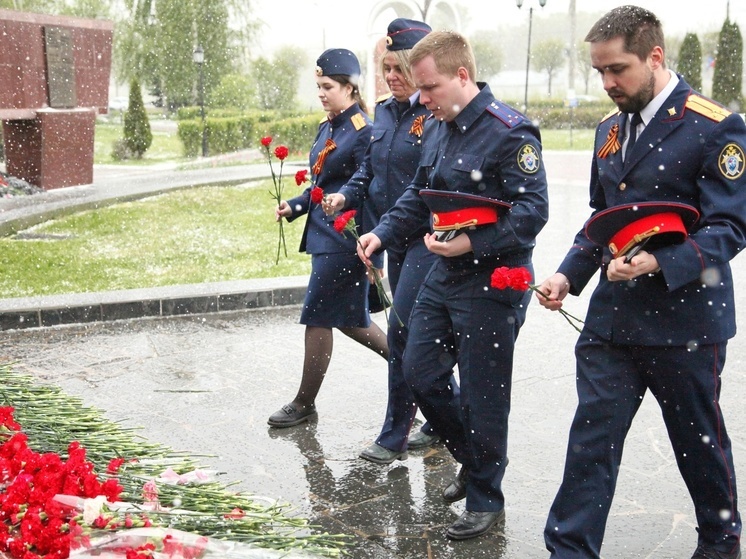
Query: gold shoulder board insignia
xmin=351 ymin=113 xmax=367 ymax=130
xmin=376 ymin=93 xmax=393 ymax=103
xmin=600 ymin=108 xmax=620 ymax=123
xmin=686 ymin=94 xmax=732 ymax=122
xmin=319 ymin=115 xmax=328 ymax=124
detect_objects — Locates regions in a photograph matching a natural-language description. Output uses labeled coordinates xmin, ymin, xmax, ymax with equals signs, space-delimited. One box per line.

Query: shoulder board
xmin=686 ymin=94 xmax=731 ymax=122
xmin=350 ymin=112 xmax=368 ymax=130
xmin=485 ymin=101 xmax=524 ymax=128
xmin=600 ymin=108 xmax=620 ymax=123
xmin=319 ymin=115 xmax=328 ymax=124
xmin=376 ymin=92 xmax=393 ymax=104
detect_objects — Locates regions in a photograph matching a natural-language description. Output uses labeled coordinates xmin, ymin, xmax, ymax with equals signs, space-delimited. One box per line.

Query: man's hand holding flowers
xmin=534 ymin=272 xmax=572 ymax=312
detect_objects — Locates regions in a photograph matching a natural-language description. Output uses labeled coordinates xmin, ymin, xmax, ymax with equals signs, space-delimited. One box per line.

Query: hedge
xmin=177 ymin=111 xmax=324 ymax=158
xmin=175 ymin=100 xmax=617 ymax=158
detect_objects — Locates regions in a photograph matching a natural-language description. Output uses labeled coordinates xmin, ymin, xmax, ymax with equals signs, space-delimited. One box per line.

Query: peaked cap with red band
xmin=585 ymin=201 xmax=700 ymax=257
xmin=419 ymin=189 xmax=512 ymax=231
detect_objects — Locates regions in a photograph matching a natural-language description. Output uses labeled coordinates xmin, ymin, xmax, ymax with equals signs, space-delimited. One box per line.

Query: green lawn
xmin=0 ymin=120 xmax=596 ymax=299
xmin=0 ymin=183 xmax=310 ymax=298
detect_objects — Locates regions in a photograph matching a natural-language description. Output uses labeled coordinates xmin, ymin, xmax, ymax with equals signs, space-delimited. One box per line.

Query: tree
xmin=712 ymin=18 xmax=744 ymax=111
xmin=575 ymin=40 xmax=594 ymax=94
xmin=0 ymin=0 xmax=110 ymax=17
xmin=665 ymin=35 xmax=683 ymax=73
xmin=210 ymin=73 xmax=255 ymax=110
xmin=123 ymin=78 xmax=152 ymax=158
xmin=114 ymin=0 xmax=258 ymax=111
xmin=251 ymin=46 xmax=306 ymax=112
xmin=533 ymin=38 xmax=566 ymax=96
xmin=678 ymin=33 xmax=703 ymax=92
xmin=471 ymin=30 xmax=503 ymax=82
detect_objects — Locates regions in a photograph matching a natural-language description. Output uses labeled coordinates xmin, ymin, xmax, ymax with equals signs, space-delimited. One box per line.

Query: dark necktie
xmin=395 ymin=100 xmax=409 ymax=120
xmin=626 ymin=112 xmax=642 ymax=158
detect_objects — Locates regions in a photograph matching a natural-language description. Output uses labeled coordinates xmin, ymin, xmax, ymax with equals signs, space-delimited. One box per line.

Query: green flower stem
xmin=528 ymin=285 xmax=584 ymax=333
xmin=0 ymin=365 xmax=349 ymax=556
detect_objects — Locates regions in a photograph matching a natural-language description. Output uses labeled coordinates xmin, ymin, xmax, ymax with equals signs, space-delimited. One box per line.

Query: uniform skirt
xmin=300 ymin=252 xmax=372 ymax=328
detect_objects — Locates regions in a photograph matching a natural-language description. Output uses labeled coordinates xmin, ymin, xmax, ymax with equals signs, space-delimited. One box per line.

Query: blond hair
xmin=379 ymin=48 xmax=416 ymax=90
xmin=409 ymin=30 xmax=476 ymax=82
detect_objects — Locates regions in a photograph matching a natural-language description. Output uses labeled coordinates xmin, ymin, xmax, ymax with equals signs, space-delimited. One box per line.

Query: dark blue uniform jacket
xmin=559 ymin=77 xmax=746 ymax=345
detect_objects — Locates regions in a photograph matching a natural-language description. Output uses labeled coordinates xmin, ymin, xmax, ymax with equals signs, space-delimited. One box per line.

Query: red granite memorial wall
xmin=0 ymin=9 xmax=113 ymax=190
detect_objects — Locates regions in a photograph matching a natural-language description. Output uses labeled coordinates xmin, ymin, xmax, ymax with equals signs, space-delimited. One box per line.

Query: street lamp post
xmin=193 ymin=45 xmax=207 ymax=158
xmin=516 ymin=0 xmax=547 ymax=112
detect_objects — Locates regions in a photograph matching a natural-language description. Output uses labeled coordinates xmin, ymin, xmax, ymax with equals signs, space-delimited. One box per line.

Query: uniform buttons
xmin=619 ymin=182 xmax=627 ymax=191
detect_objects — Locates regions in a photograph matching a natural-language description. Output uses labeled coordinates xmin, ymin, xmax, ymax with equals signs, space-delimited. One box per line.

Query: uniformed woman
xmin=325 ymin=19 xmax=453 ymax=463
xmin=268 ymin=48 xmax=389 ymax=428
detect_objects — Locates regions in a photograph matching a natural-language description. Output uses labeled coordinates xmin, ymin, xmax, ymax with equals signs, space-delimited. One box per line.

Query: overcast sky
xmin=254 ymin=0 xmax=743 ymax=54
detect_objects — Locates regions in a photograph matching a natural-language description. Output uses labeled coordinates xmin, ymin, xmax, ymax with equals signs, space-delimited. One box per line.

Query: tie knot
xmin=631 ymin=112 xmax=642 ymax=127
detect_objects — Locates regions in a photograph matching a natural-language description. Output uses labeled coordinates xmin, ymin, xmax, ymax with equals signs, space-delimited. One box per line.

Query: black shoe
xmin=446 ymin=509 xmax=505 ymax=540
xmin=692 ymin=544 xmax=742 ymax=559
xmin=267 ymin=403 xmax=317 ymax=428
xmin=359 ymin=443 xmax=407 ymax=465
xmin=407 ymin=430 xmax=441 ymax=449
xmin=442 ymin=465 xmax=468 ymax=503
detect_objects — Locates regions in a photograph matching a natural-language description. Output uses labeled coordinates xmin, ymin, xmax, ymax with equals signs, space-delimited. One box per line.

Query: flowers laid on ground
xmin=490 ymin=266 xmax=584 ymax=333
xmin=0 ymin=365 xmax=348 ymax=558
xmin=262 ymin=136 xmax=291 ymax=264
xmin=333 ymin=210 xmax=403 ymax=327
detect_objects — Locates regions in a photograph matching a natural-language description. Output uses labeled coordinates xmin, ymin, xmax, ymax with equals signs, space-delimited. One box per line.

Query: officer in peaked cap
xmin=315 ymin=48 xmax=361 ymax=80
xmin=323 ymin=17 xmax=443 ymax=465
xmin=268 ymin=46 xmax=382 ymax=430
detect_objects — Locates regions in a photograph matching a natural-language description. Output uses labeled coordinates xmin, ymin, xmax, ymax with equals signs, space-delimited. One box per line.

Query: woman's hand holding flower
xmin=275 ymin=200 xmax=292 ymax=222
xmin=323 ymin=193 xmax=346 ymax=215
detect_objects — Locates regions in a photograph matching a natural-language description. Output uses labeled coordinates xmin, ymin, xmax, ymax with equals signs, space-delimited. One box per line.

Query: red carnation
xmin=490 ymin=266 xmax=532 ymax=291
xmin=310 ymin=186 xmax=324 ymax=204
xmin=106 ymin=457 xmax=126 ymax=474
xmin=295 ymin=169 xmax=309 ymax=186
xmin=260 ymin=136 xmax=272 ymax=147
xmin=274 ymin=145 xmax=289 ymax=161
xmin=491 ymin=265 xmax=584 ymax=333
xmin=333 ymin=209 xmax=357 ymax=234
xmin=490 ymin=266 xmax=511 ymax=290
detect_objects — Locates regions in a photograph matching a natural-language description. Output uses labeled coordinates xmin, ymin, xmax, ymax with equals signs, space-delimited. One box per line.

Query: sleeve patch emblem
xmin=517 ymin=144 xmax=541 ymax=174
xmin=718 ymin=143 xmax=745 ymax=180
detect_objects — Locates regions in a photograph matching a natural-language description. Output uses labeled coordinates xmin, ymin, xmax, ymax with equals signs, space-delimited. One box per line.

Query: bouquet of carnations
xmin=261 ymin=136 xmax=291 ymax=264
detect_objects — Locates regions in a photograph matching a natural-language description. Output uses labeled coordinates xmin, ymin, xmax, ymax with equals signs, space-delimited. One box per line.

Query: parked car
xmin=108 ymin=97 xmax=128 ymax=112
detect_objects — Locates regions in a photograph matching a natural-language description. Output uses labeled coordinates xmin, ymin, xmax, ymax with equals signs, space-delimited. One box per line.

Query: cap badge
xmin=315 ymin=65 xmax=323 ymax=76
xmin=386 ymin=36 xmax=393 ymax=46
xmin=517 ymin=144 xmax=540 ymax=174
xmin=718 ymin=143 xmax=745 ymax=180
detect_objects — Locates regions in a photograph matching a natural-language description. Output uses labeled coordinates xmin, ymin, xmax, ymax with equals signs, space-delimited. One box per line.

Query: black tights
xmin=291 ymin=323 xmax=389 ymax=408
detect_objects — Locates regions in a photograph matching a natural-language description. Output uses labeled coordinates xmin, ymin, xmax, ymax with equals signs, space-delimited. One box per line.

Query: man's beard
xmin=612 ymin=70 xmax=656 ymax=114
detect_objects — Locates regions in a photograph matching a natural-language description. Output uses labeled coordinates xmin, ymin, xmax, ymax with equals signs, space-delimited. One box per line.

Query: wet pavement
xmin=1 ymin=151 xmax=745 ymax=558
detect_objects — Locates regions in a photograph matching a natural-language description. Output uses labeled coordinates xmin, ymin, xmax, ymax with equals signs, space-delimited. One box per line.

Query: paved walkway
xmin=1 ymin=152 xmax=745 ymax=558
